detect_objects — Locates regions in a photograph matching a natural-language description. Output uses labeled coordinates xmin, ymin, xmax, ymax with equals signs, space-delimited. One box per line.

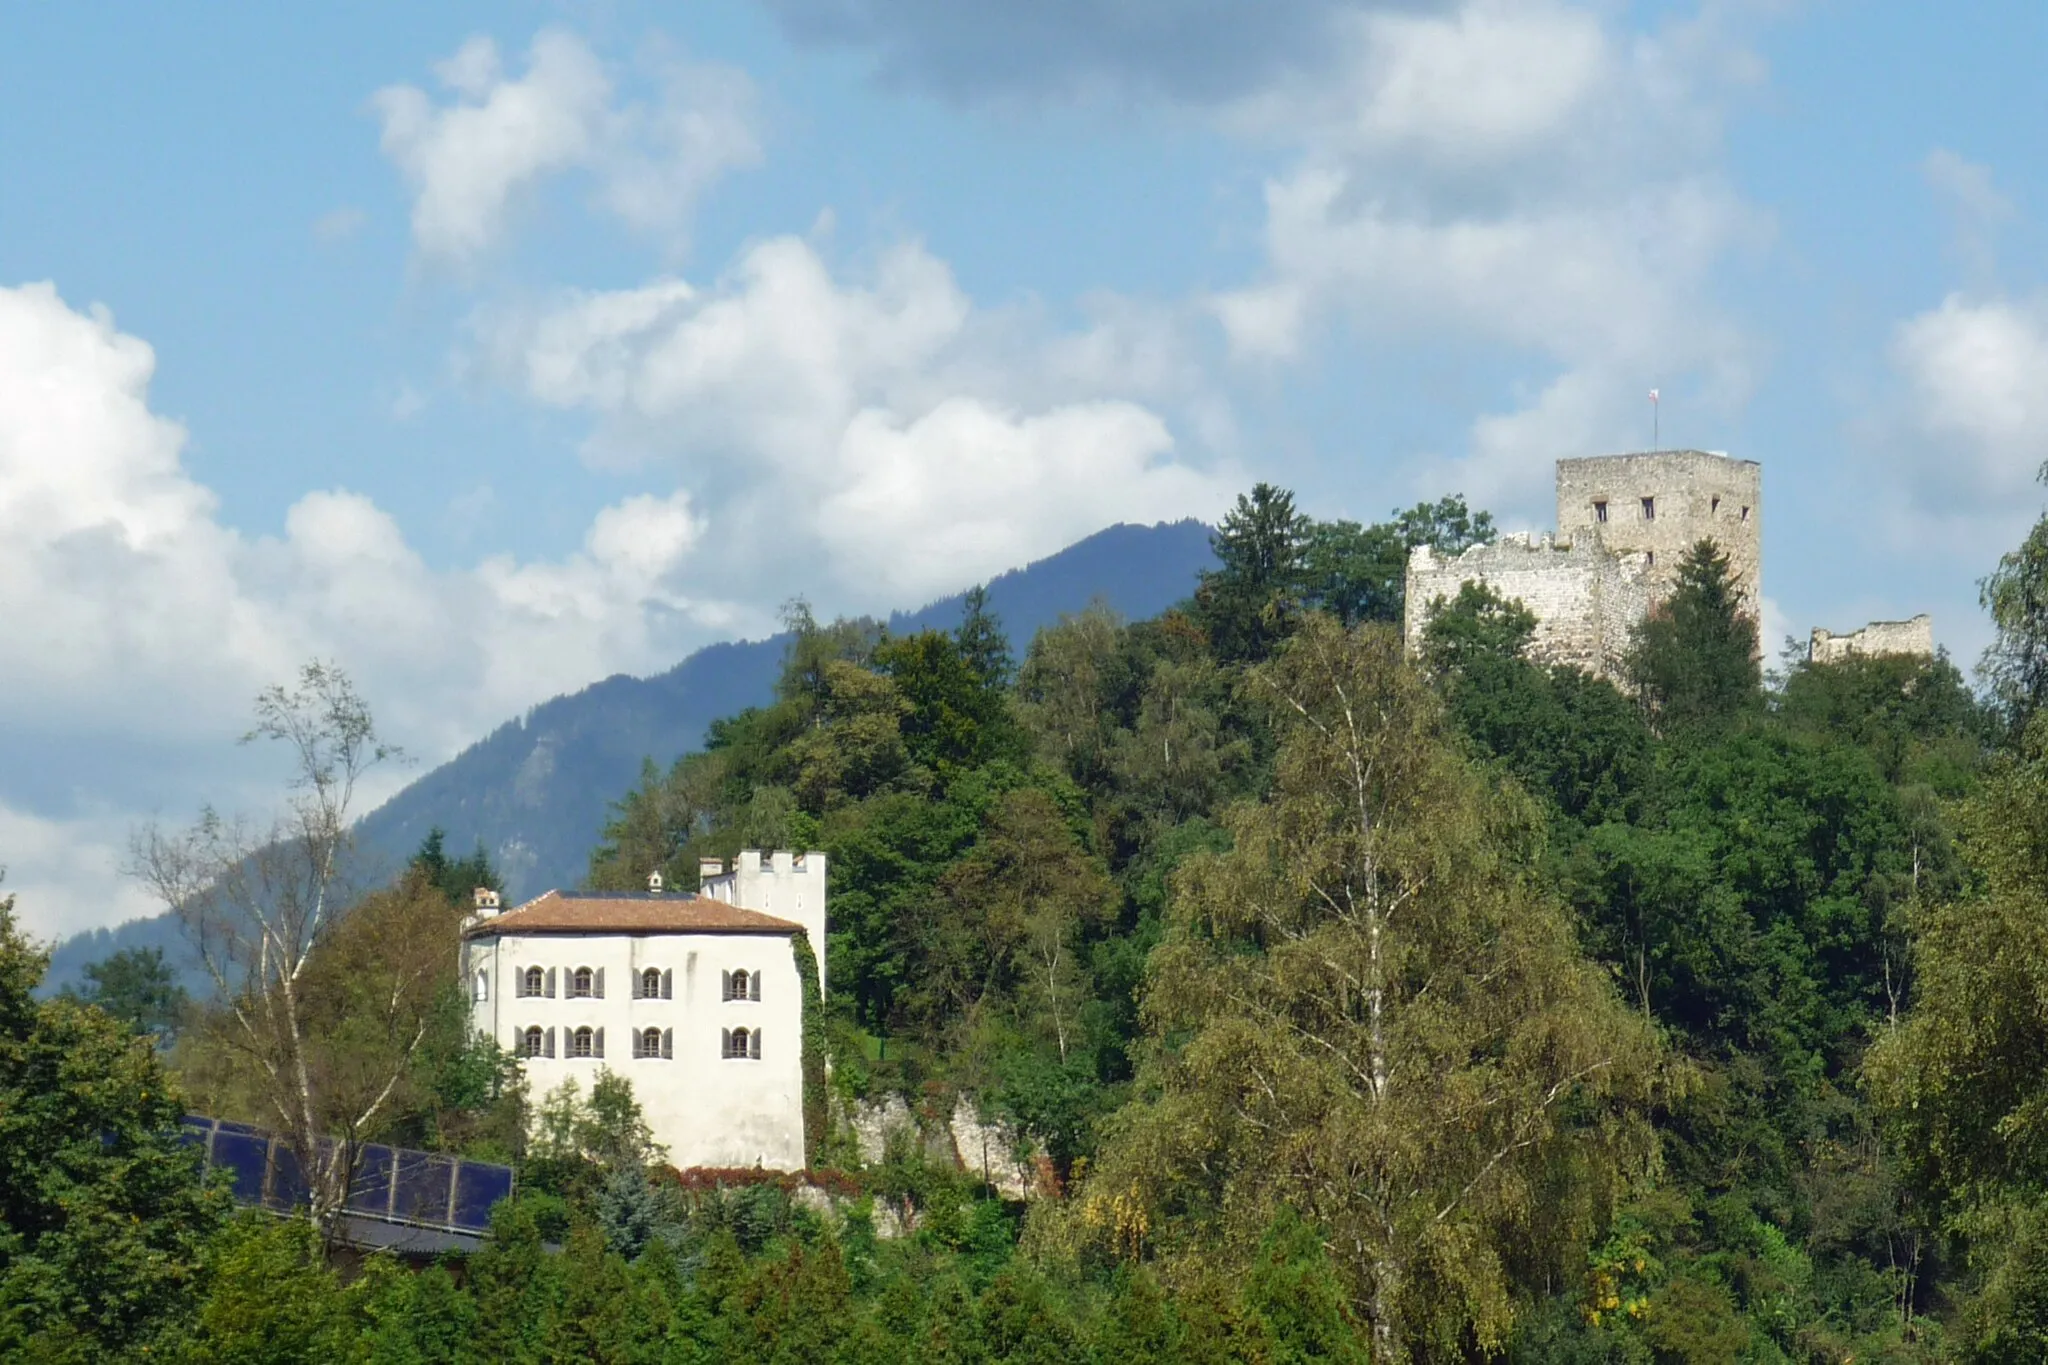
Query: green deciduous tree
xmin=0 ymin=886 xmax=225 ymax=1360
xmin=905 ymin=789 xmax=1115 ymax=1067
xmin=1301 ymin=495 xmax=1497 ymax=629
xmin=1423 ymin=582 xmax=1651 ymax=829
xmin=1980 ymin=470 xmax=2048 ymax=736
xmin=1075 ymin=618 xmax=1659 ymax=1361
xmin=878 ymin=627 xmax=1019 ymax=776
xmin=133 ymin=661 xmax=416 ymax=1223
xmin=1867 ymin=721 xmax=2048 ymax=1205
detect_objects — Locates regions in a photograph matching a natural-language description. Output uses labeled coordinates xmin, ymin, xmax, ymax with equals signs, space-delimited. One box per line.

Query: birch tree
xmin=132 ymin=662 xmax=412 ymax=1227
xmin=1070 ymin=617 xmax=1660 ymax=1362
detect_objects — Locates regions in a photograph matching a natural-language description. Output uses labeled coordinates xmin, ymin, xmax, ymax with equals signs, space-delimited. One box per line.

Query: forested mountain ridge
xmin=45 ymin=518 xmax=1216 ymax=994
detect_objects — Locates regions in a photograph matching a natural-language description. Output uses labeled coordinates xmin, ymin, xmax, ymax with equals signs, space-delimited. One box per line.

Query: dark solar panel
xmin=452 ymin=1162 xmax=513 ymax=1231
xmin=392 ymin=1149 xmax=456 ymax=1225
xmin=267 ymin=1141 xmax=309 ymax=1211
xmin=180 ymin=1114 xmax=511 ymax=1234
xmin=347 ymin=1144 xmax=396 ymax=1217
xmin=211 ymin=1130 xmax=271 ymax=1205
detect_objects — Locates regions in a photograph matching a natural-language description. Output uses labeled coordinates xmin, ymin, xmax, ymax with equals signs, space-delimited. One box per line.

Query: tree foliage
xmin=122 ymin=477 xmax=2031 ymax=1359
xmin=60 ymin=944 xmax=189 ymax=1040
xmin=1073 ymin=619 xmax=1659 ymax=1359
xmin=1625 ymin=539 xmax=1761 ymax=732
xmin=1980 ymin=469 xmax=2048 ymax=734
xmin=0 ymin=885 xmax=225 ymax=1360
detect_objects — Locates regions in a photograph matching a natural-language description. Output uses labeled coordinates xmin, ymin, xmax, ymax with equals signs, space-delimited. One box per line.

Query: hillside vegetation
xmin=43 ymin=519 xmax=1219 ymax=998
xmin=14 ymin=483 xmax=2048 ymax=1362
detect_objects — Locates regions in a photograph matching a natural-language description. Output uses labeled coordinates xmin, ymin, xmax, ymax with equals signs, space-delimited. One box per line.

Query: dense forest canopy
xmin=14 ymin=481 xmax=2048 ymax=1361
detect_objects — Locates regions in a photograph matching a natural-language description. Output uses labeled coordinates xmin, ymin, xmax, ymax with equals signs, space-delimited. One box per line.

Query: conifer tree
xmin=1625 ymin=538 xmax=1760 ymax=731
xmin=1196 ymin=483 xmax=1311 ymax=662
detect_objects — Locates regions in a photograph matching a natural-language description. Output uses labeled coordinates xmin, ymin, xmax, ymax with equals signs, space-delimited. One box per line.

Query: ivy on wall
xmin=791 ymin=931 xmax=828 ymax=1167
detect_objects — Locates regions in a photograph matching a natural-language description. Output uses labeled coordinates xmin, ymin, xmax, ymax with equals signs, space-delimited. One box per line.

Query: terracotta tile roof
xmin=464 ymin=890 xmax=801 ymax=938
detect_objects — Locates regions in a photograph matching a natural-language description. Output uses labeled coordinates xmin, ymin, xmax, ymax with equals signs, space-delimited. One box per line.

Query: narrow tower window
xmin=1593 ymin=500 xmax=1608 ymax=523
xmin=1711 ymin=496 xmax=1720 ymax=515
xmin=1641 ymin=497 xmax=1655 ymax=520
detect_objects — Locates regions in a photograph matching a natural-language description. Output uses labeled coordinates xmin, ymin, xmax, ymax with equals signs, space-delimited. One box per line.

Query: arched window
xmin=572 ymin=967 xmax=594 ymax=998
xmin=523 ymin=965 xmax=543 ymax=997
xmin=523 ymin=1026 xmax=543 ymax=1058
xmin=473 ymin=970 xmax=489 ymax=1003
xmin=641 ymin=967 xmax=661 ymax=999
xmin=638 ymin=1027 xmax=662 ymax=1058
xmin=573 ymin=1026 xmax=594 ymax=1058
xmin=729 ymin=1027 xmax=749 ymax=1059
xmin=732 ymin=969 xmax=749 ymax=1000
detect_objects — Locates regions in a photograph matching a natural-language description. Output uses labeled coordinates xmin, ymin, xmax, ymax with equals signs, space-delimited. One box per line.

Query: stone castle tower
xmin=1554 ymin=450 xmax=1760 ymax=610
xmin=1404 ymin=450 xmax=1762 ymax=679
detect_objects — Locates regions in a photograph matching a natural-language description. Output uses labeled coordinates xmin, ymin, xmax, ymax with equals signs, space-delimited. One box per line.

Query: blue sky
xmin=2 ymin=0 xmax=2045 ymax=935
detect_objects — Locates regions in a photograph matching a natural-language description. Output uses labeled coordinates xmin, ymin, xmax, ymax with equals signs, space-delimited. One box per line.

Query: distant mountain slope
xmin=46 ymin=519 xmax=1216 ymax=992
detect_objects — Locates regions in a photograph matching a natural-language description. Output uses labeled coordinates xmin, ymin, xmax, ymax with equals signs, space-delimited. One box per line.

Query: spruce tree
xmin=1195 ymin=483 xmax=1311 ymax=662
xmin=1625 ymin=538 xmax=1760 ymax=731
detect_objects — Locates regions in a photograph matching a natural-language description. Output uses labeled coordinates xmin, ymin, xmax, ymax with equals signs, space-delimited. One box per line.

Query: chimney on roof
xmin=473 ymin=887 xmax=501 ymax=917
xmin=647 ymin=871 xmax=665 ymax=895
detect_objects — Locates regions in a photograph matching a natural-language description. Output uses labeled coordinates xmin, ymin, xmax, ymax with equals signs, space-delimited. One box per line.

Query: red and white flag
xmin=1648 ymin=389 xmax=1660 ymax=403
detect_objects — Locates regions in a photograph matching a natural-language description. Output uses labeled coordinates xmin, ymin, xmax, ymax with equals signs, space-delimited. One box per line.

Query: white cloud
xmin=0 ymin=280 xmax=753 ymax=934
xmin=482 ymin=234 xmax=1234 ymax=607
xmin=1211 ymin=0 xmax=1766 ymax=516
xmin=821 ymin=398 xmax=1211 ymax=601
xmin=372 ymin=30 xmax=760 ymax=264
xmin=1885 ymin=292 xmax=2048 ymax=525
xmin=0 ymin=803 xmax=161 ymax=941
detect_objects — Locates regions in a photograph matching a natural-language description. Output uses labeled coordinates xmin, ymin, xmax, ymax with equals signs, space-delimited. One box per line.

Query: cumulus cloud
xmin=0 ymin=802 xmax=162 ymax=941
xmin=1212 ymin=0 xmax=1766 ymax=516
xmin=1886 ymin=293 xmax=2048 ymax=527
xmin=482 ymin=235 xmax=1233 ymax=606
xmin=373 ymin=30 xmax=760 ymax=263
xmin=0 ymin=280 xmax=747 ymax=931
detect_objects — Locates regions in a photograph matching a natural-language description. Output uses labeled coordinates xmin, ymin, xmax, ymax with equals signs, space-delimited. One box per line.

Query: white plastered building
xmin=462 ymin=850 xmax=827 ymax=1171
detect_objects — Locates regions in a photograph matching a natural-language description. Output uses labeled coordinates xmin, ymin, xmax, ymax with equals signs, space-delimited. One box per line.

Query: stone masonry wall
xmin=1404 ymin=534 xmax=1652 ymax=679
xmin=1809 ymin=615 xmax=1934 ymax=665
xmin=1556 ymin=451 xmax=1762 ymax=611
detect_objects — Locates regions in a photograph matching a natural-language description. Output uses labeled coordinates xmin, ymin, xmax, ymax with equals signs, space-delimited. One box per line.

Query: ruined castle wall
xmin=1404 ymin=535 xmax=1651 ymax=679
xmin=1556 ymin=451 xmax=1762 ymax=610
xmin=1809 ymin=615 xmax=1934 ymax=665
